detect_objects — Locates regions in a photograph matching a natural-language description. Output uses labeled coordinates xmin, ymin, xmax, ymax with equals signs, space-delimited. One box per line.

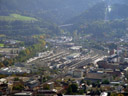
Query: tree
xmin=110 ymin=93 xmax=117 ymax=96
xmin=78 ymin=89 xmax=84 ymax=95
xmin=14 ymin=77 xmax=20 ymax=81
xmin=0 ymin=62 xmax=4 ymax=67
xmin=92 ymin=82 xmax=97 ymax=87
xmin=70 ymin=83 xmax=78 ymax=93
xmin=66 ymin=86 xmax=72 ymax=95
xmin=3 ymin=59 xmax=10 ymax=66
xmin=25 ymin=49 xmax=30 ymax=55
xmin=43 ymin=84 xmax=50 ymax=90
xmin=117 ymin=94 xmax=124 ymax=96
xmin=66 ymin=83 xmax=78 ymax=94
xmin=80 ymin=79 xmax=85 ymax=84
xmin=87 ymin=80 xmax=91 ymax=85
xmin=13 ymin=84 xmax=24 ymax=90
xmin=102 ymin=79 xmax=110 ymax=84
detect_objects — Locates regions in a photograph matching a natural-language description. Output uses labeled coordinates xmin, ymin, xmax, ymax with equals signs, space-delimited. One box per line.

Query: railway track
xmin=41 ymin=53 xmax=104 ymax=86
xmin=29 ymin=51 xmax=69 ymax=64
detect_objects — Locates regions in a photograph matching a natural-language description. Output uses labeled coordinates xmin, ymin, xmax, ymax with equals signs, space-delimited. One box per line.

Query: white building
xmin=100 ymin=92 xmax=108 ymax=96
xmin=0 ymin=67 xmax=30 ymax=75
xmin=14 ymin=92 xmax=33 ymax=96
xmin=70 ymin=46 xmax=82 ymax=51
xmin=124 ymin=58 xmax=128 ymax=63
xmin=0 ymin=78 xmax=7 ymax=84
xmin=67 ymin=53 xmax=80 ymax=59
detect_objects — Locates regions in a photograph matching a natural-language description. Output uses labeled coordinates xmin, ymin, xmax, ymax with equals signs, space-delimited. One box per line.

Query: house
xmin=100 ymin=84 xmax=114 ymax=92
xmin=47 ymin=82 xmax=54 ymax=90
xmin=25 ymin=79 xmax=39 ymax=89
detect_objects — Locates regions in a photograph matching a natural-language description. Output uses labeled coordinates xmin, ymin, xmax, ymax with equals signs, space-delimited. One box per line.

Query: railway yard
xmin=26 ymin=47 xmax=106 ymax=85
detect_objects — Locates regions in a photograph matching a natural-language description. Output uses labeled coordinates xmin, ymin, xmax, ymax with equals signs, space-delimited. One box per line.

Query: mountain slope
xmin=64 ymin=1 xmax=128 ymax=40
xmin=67 ymin=2 xmax=106 ymax=24
xmin=0 ymin=0 xmax=101 ymax=24
xmin=0 ymin=13 xmax=60 ymax=36
xmin=67 ymin=0 xmax=128 ymax=24
xmin=108 ymin=4 xmax=128 ymax=20
xmin=0 ymin=14 xmax=38 ymax=21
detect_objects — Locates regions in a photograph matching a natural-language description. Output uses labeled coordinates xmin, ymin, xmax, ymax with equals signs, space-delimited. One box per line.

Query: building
xmin=73 ymin=70 xmax=83 ymax=78
xmin=14 ymin=92 xmax=33 ymax=96
xmin=47 ymin=82 xmax=54 ymax=90
xmin=67 ymin=53 xmax=80 ymax=59
xmin=0 ymin=67 xmax=30 ymax=75
xmin=109 ymin=49 xmax=116 ymax=55
xmin=100 ymin=92 xmax=108 ymax=96
xmin=25 ymin=79 xmax=39 ymax=89
xmin=85 ymin=73 xmax=111 ymax=82
xmin=124 ymin=58 xmax=128 ymax=63
xmin=0 ymin=78 xmax=7 ymax=85
xmin=63 ymin=43 xmax=74 ymax=47
xmin=70 ymin=46 xmax=82 ymax=51
xmin=37 ymin=90 xmax=57 ymax=96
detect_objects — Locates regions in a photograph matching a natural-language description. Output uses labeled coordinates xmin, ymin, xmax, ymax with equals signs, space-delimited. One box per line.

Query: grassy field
xmin=0 ymin=14 xmax=38 ymax=21
xmin=0 ymin=44 xmax=4 ymax=47
xmin=0 ymin=34 xmax=6 ymax=37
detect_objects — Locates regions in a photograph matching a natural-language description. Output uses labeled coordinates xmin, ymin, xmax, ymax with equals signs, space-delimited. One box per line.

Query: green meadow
xmin=0 ymin=14 xmax=38 ymax=21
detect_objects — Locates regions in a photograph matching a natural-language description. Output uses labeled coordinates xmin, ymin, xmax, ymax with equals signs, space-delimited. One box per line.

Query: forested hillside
xmin=0 ymin=0 xmax=101 ymax=24
xmin=0 ymin=14 xmax=60 ymax=36
xmin=0 ymin=0 xmax=103 ymax=36
xmin=70 ymin=20 xmax=128 ymax=40
xmin=1 ymin=0 xmax=128 ymax=38
xmin=65 ymin=0 xmax=128 ymax=40
xmin=67 ymin=2 xmax=106 ymax=24
xmin=108 ymin=4 xmax=128 ymax=20
xmin=67 ymin=0 xmax=128 ymax=24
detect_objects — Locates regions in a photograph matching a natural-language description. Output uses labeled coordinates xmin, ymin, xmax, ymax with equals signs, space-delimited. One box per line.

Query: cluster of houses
xmin=0 ymin=38 xmax=26 ymax=62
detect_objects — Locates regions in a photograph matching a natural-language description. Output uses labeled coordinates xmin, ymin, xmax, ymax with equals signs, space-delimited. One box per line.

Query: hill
xmin=1 ymin=0 xmax=128 ymax=38
xmin=66 ymin=2 xmax=106 ymax=24
xmin=108 ymin=4 xmax=128 ymax=20
xmin=64 ymin=1 xmax=128 ymax=40
xmin=0 ymin=13 xmax=60 ymax=36
xmin=66 ymin=1 xmax=128 ymax=24
xmin=0 ymin=0 xmax=101 ymax=24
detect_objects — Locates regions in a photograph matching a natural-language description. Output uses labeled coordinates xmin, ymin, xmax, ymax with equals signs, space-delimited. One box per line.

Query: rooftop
xmin=85 ymin=73 xmax=108 ymax=80
xmin=14 ymin=92 xmax=32 ymax=96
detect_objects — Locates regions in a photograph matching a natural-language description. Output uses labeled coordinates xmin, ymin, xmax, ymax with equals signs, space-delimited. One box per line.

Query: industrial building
xmin=67 ymin=53 xmax=80 ymax=59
